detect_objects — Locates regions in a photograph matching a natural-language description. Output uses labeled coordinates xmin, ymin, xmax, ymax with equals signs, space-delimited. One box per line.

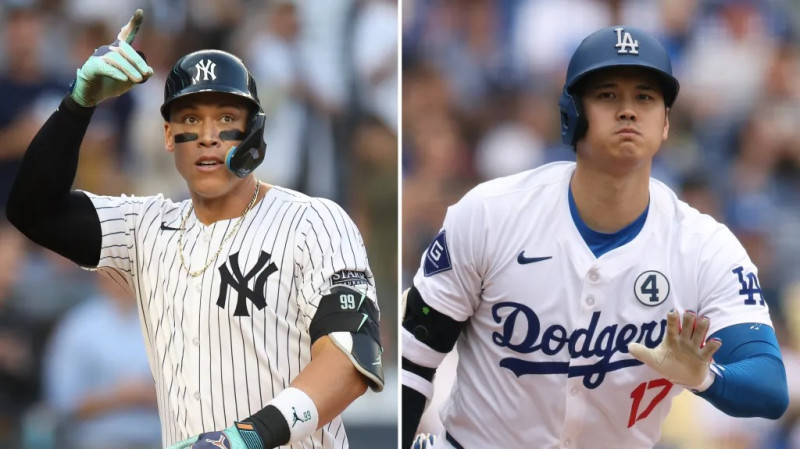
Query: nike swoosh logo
xmin=517 ymin=252 xmax=552 ymax=264
xmin=160 ymin=223 xmax=180 ymax=231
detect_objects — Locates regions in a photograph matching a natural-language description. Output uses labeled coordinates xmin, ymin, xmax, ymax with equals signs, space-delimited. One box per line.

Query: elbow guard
xmin=402 ymin=286 xmax=464 ymax=353
xmin=309 ymin=286 xmax=384 ymax=391
xmin=401 ymin=286 xmax=465 ymax=397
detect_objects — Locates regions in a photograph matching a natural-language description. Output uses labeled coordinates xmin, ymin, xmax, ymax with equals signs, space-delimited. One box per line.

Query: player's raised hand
xmin=70 ymin=9 xmax=154 ymax=107
xmin=628 ymin=309 xmax=722 ymax=390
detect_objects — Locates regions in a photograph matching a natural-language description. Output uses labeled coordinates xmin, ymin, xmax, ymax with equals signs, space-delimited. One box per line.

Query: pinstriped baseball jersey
xmin=83 ymin=185 xmax=376 ymax=448
xmin=410 ymin=162 xmax=772 ymax=448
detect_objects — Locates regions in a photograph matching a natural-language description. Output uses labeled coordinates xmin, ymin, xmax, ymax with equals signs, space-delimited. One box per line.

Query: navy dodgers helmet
xmin=161 ymin=49 xmax=267 ymax=177
xmin=558 ymin=26 xmax=679 ymax=147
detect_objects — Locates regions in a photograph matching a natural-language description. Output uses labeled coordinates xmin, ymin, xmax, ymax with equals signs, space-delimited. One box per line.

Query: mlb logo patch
xmin=424 ymin=230 xmax=452 ymax=276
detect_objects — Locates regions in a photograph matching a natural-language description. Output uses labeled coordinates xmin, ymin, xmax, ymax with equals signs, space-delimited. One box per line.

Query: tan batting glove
xmin=70 ymin=9 xmax=153 ymax=107
xmin=628 ymin=309 xmax=722 ymax=391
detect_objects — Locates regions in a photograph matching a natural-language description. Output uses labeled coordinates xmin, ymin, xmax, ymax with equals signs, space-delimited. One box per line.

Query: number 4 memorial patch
xmin=424 ymin=230 xmax=452 ymax=277
xmin=634 ymin=270 xmax=670 ymax=307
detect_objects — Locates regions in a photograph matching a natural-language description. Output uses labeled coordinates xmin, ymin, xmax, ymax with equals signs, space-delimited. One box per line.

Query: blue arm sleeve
xmin=695 ymin=323 xmax=788 ymax=419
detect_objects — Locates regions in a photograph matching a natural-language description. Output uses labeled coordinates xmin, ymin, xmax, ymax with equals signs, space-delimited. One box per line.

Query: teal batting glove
xmin=166 ymin=422 xmax=265 ymax=449
xmin=70 ymin=9 xmax=153 ymax=107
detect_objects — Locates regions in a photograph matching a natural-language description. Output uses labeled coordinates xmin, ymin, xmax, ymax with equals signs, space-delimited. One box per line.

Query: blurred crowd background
xmin=0 ymin=0 xmax=398 ymax=448
xmin=6 ymin=0 xmax=800 ymax=446
xmin=402 ymin=0 xmax=800 ymax=448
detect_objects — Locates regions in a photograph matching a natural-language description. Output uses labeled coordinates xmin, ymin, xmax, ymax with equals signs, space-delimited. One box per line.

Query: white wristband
xmin=269 ymin=387 xmax=319 ymax=443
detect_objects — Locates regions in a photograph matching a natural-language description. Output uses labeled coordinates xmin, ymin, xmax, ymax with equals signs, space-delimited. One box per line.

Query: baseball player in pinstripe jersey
xmin=6 ymin=10 xmax=384 ymax=449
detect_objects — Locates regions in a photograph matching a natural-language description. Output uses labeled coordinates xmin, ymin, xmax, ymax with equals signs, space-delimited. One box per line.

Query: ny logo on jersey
xmin=614 ymin=27 xmax=639 ymax=55
xmin=217 ymin=251 xmax=277 ymax=316
xmin=193 ymin=59 xmax=217 ymax=83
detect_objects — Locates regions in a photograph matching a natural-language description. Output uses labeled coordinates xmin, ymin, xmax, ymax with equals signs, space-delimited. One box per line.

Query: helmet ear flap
xmin=226 ymin=111 xmax=267 ymax=178
xmin=559 ymin=88 xmax=584 ymax=147
xmin=558 ymin=88 xmax=588 ymax=150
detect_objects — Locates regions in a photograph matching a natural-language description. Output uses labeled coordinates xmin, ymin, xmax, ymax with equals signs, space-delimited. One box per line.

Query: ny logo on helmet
xmin=193 ymin=59 xmax=217 ymax=83
xmin=614 ymin=27 xmax=639 ymax=55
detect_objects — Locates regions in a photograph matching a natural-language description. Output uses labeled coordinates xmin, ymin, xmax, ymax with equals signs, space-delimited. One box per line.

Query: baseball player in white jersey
xmin=401 ymin=26 xmax=788 ymax=449
xmin=6 ymin=10 xmax=384 ymax=449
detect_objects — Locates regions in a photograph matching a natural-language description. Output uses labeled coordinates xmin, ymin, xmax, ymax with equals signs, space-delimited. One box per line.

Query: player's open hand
xmin=628 ymin=309 xmax=722 ymax=390
xmin=70 ymin=9 xmax=154 ymax=107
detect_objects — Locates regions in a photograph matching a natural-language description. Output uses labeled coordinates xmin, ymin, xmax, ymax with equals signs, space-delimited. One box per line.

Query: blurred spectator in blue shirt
xmin=43 ymin=275 xmax=160 ymax=449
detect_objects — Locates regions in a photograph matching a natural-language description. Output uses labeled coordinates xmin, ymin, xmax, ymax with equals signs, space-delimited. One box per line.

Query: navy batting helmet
xmin=161 ymin=49 xmax=266 ymax=178
xmin=558 ymin=26 xmax=679 ymax=147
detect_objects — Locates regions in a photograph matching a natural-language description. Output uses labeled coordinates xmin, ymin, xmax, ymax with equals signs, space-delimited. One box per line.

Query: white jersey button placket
xmin=561 ymin=377 xmax=583 ymax=447
xmin=582 ymin=266 xmax=603 ymax=311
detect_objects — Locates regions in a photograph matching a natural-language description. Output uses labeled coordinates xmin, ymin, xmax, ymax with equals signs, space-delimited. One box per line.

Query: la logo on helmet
xmin=193 ymin=59 xmax=217 ymax=83
xmin=614 ymin=27 xmax=639 ymax=55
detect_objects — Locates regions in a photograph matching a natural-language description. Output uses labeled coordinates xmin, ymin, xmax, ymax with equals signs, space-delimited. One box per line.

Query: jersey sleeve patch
xmin=423 ymin=230 xmax=452 ymax=277
xmin=330 ymin=270 xmax=371 ymax=287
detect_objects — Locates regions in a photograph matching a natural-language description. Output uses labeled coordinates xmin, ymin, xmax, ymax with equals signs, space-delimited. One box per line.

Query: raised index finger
xmin=117 ymin=9 xmax=144 ymax=45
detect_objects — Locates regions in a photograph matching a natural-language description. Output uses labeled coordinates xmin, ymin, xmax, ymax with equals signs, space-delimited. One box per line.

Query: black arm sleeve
xmin=5 ymin=95 xmax=102 ymax=267
xmin=402 ymin=385 xmax=427 ymax=449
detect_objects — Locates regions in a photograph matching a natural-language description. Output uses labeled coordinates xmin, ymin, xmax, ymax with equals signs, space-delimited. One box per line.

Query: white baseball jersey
xmin=409 ymin=161 xmax=772 ymax=449
xmin=83 ymin=185 xmax=376 ymax=448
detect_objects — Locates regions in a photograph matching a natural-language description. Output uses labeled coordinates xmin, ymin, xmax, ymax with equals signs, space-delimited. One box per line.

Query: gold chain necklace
xmin=178 ymin=180 xmax=261 ymax=277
